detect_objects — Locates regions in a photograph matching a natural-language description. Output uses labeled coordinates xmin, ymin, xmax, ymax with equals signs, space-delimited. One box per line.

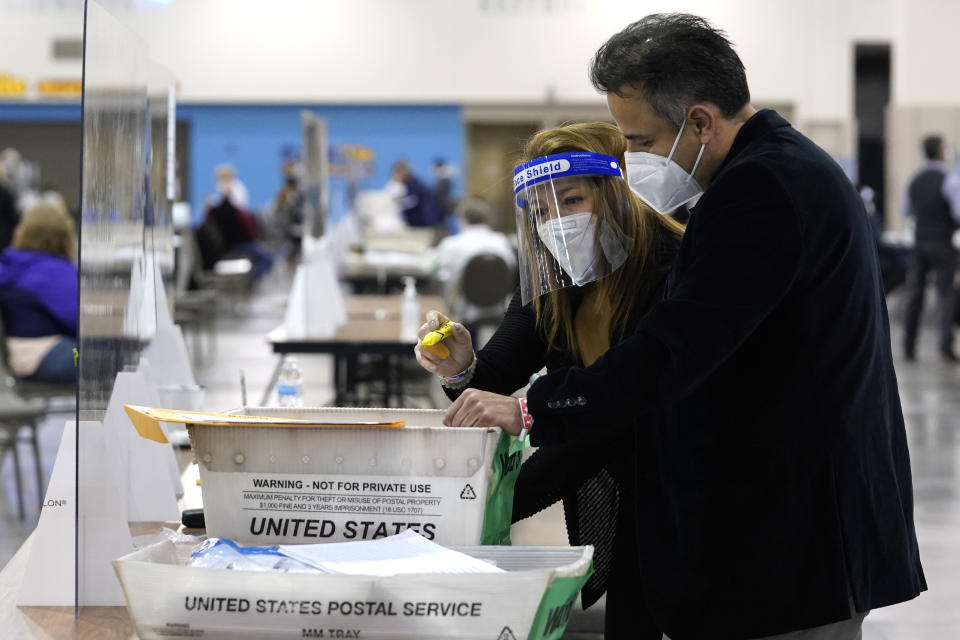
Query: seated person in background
xmin=203 ymin=198 xmax=275 ymax=282
xmin=265 ymin=161 xmax=311 ymax=262
xmin=427 ymin=197 xmax=517 ymax=332
xmin=207 ymin=163 xmax=250 ymax=210
xmin=0 ymin=203 xmax=77 ymax=383
xmin=413 ymin=121 xmax=684 ymax=637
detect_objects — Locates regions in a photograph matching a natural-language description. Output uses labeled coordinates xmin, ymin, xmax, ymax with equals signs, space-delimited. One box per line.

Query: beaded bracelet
xmin=439 ymin=352 xmax=478 ymax=390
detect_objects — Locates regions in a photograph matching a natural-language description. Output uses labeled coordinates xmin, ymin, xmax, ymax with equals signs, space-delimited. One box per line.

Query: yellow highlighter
xmin=421 ymin=321 xmax=456 ymax=358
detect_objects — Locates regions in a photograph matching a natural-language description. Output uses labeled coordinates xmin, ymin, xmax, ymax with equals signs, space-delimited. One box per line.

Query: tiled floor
xmin=863 ymin=303 xmax=960 ymax=639
xmin=0 ymin=282 xmax=957 ymax=638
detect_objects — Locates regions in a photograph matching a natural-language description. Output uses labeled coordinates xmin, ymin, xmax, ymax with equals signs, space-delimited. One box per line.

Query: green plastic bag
xmin=526 ymin=567 xmax=595 ymax=640
xmin=479 ymin=431 xmax=528 ymax=545
xmin=527 ymin=564 xmax=593 ymax=640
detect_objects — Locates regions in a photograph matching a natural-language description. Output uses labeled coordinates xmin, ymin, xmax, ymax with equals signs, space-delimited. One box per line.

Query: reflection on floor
xmin=0 ymin=286 xmax=957 ymax=638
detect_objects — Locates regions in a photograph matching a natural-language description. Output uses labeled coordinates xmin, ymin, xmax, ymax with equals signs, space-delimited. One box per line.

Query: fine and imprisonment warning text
xmin=205 ymin=471 xmax=486 ymax=544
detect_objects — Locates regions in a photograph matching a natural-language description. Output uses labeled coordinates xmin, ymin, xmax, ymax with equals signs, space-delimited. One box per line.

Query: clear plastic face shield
xmin=513 ymin=152 xmax=634 ymax=305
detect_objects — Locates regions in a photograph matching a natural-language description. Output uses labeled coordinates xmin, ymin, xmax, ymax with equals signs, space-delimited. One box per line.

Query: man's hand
xmin=444 ymin=389 xmax=523 ymax=436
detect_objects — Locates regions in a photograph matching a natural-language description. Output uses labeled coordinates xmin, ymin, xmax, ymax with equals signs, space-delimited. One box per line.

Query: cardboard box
xmin=113 ymin=540 xmax=593 ymax=640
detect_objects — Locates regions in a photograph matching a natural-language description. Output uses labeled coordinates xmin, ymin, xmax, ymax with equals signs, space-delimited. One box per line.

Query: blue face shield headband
xmin=513 ymin=151 xmax=623 ymax=207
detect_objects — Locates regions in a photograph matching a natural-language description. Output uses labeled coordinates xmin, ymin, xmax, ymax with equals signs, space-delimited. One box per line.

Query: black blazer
xmin=527 ymin=110 xmax=926 ymax=639
xmin=444 ymin=238 xmax=677 ymax=609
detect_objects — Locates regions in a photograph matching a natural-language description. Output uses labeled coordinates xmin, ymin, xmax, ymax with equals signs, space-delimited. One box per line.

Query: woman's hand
xmin=413 ymin=310 xmax=474 ymax=378
xmin=444 ymin=389 xmax=523 ymax=436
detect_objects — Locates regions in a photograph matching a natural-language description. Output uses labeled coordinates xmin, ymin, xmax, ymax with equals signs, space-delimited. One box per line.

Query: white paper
xmin=278 ymin=529 xmax=504 ymax=576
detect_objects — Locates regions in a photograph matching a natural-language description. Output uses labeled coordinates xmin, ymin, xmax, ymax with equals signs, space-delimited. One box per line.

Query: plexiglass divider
xmin=76 ymin=0 xmax=177 ymax=610
xmin=146 ymin=61 xmax=176 ymax=328
xmin=79 ymin=0 xmax=148 ymax=413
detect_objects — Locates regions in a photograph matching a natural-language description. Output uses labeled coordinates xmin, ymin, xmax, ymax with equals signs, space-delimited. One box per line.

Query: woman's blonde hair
xmin=12 ymin=202 xmax=77 ymax=260
xmin=520 ymin=121 xmax=684 ymax=360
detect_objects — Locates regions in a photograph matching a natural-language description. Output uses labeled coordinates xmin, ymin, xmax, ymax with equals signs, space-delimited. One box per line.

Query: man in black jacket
xmin=445 ymin=13 xmax=925 ymax=640
xmin=902 ymin=134 xmax=960 ymax=362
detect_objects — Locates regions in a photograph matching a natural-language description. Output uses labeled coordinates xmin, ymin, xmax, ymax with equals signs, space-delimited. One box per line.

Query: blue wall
xmin=178 ymin=104 xmax=463 ymax=224
xmin=0 ymin=102 xmax=464 ymax=224
xmin=0 ymin=102 xmax=81 ymax=121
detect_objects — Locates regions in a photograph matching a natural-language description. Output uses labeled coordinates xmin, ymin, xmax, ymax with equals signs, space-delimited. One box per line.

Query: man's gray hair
xmin=590 ymin=13 xmax=750 ymax=129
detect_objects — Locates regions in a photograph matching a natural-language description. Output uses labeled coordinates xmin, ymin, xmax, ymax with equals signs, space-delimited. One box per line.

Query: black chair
xmin=174 ymin=230 xmax=221 ymax=363
xmin=460 ymin=253 xmax=516 ymax=308
xmin=0 ymin=392 xmax=48 ymax=520
xmin=456 ymin=253 xmax=517 ymax=345
xmin=183 ymin=227 xmax=253 ymax=314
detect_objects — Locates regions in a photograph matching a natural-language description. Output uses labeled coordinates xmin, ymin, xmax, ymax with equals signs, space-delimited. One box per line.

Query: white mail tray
xmin=187 ymin=407 xmax=500 ymax=547
xmin=114 ymin=540 xmax=593 ymax=640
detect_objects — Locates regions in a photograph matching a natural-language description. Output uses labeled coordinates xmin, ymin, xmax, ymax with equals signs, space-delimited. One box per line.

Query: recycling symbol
xmin=460 ymin=484 xmax=477 ymax=500
xmin=496 ymin=627 xmax=517 ymax=640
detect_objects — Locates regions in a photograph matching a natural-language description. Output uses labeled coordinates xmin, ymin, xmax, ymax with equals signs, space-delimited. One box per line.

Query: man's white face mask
xmin=624 ymin=122 xmax=706 ymax=215
xmin=536 ymin=211 xmax=602 ymax=285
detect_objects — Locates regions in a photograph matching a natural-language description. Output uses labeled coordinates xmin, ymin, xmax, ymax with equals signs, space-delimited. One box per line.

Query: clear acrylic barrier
xmin=77 ymin=0 xmax=175 ymax=609
xmin=147 ymin=61 xmax=176 ymax=322
xmin=78 ymin=0 xmax=148 ymax=412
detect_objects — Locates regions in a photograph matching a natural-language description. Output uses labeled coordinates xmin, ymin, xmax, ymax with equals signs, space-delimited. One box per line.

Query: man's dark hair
xmin=590 ymin=13 xmax=750 ymax=128
xmin=922 ymin=135 xmax=943 ymax=161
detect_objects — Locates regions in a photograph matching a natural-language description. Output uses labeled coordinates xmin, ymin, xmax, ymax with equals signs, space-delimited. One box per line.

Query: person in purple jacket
xmin=0 ymin=203 xmax=77 ymax=383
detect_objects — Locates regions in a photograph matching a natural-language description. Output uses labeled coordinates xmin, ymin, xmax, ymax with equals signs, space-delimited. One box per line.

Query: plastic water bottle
xmin=400 ymin=276 xmax=420 ymax=342
xmin=277 ymin=356 xmax=304 ymax=407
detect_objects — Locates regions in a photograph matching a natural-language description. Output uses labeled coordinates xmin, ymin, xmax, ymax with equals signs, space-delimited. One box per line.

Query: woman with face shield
xmin=413 ymin=121 xmax=683 ymax=637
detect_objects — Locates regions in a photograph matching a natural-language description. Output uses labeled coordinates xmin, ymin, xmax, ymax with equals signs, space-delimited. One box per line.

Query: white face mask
xmin=624 ymin=123 xmax=706 ymax=215
xmin=537 ymin=211 xmax=602 ymax=285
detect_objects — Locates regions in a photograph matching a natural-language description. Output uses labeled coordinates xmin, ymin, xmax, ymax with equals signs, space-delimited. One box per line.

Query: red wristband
xmin=518 ymin=396 xmax=534 ymax=432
